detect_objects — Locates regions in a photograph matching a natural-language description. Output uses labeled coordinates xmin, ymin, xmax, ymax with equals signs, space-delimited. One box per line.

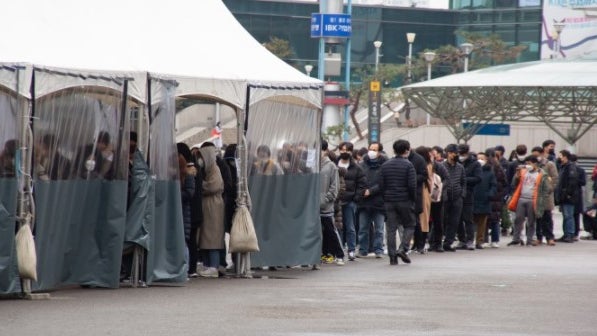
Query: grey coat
xmin=320 ymin=155 xmax=339 ymax=215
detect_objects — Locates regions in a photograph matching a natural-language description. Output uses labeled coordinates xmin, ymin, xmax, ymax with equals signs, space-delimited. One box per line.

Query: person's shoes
xmin=562 ymin=236 xmax=574 ymax=243
xmin=335 ymin=258 xmax=345 ymax=266
xmin=321 ymin=255 xmax=334 ymax=264
xmin=443 ymin=244 xmax=456 ymax=252
xmin=348 ymin=251 xmax=356 ymax=261
xmin=507 ymin=240 xmax=522 ymax=246
xmin=574 ymin=235 xmax=580 ymax=241
xmin=416 ymin=247 xmax=427 ymax=254
xmin=389 ymin=255 xmax=398 ymax=265
xmin=312 ymin=264 xmax=321 ymax=270
xmin=547 ymin=239 xmax=556 ymax=246
xmin=375 ymin=253 xmax=383 ymax=259
xmin=490 ymin=242 xmax=500 ymax=248
xmin=456 ymin=242 xmax=467 ymax=250
xmin=556 ymin=236 xmax=567 ymax=242
xmin=188 ymin=272 xmax=199 ymax=278
xmin=198 ymin=267 xmax=219 ymax=278
xmin=530 ymin=239 xmax=539 ymax=246
xmin=431 ymin=246 xmax=444 ymax=253
xmin=396 ymin=251 xmax=411 ymax=264
xmin=356 ymin=252 xmax=367 ymax=258
xmin=475 ymin=244 xmax=484 ymax=250
xmin=466 ymin=243 xmax=475 ymax=251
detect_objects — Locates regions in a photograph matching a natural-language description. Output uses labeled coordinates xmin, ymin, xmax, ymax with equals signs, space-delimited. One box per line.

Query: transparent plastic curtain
xmin=246 ymin=97 xmax=321 ymax=267
xmin=0 ymin=89 xmax=19 ymax=294
xmin=32 ymin=86 xmax=130 ymax=290
xmin=147 ymin=79 xmax=186 ymax=284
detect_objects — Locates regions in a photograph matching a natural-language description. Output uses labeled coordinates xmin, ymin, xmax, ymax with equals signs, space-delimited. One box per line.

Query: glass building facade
xmin=222 ymin=0 xmax=542 ymax=78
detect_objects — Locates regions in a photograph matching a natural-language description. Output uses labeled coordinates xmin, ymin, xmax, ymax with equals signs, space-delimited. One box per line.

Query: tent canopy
xmin=401 ymin=57 xmax=597 ymax=144
xmin=0 ymin=0 xmax=322 ymax=108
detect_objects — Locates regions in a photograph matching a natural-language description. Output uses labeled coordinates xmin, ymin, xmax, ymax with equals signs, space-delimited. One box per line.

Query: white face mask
xmin=478 ymin=159 xmax=486 ymax=167
xmin=517 ymin=155 xmax=526 ymax=161
xmin=459 ymin=155 xmax=467 ymax=162
xmin=367 ymin=150 xmax=378 ymax=160
xmin=338 ymin=161 xmax=349 ymax=169
xmin=525 ymin=164 xmax=533 ymax=171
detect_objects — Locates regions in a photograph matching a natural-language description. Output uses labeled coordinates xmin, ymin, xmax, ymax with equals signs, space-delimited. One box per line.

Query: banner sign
xmin=368 ymin=80 xmax=382 ymax=144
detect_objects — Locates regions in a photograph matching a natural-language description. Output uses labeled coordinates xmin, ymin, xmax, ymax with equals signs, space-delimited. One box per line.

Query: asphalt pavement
xmin=2 ymin=213 xmax=597 ymax=336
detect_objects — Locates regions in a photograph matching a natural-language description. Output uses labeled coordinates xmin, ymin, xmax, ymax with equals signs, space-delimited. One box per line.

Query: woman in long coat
xmin=198 ymin=146 xmax=225 ymax=278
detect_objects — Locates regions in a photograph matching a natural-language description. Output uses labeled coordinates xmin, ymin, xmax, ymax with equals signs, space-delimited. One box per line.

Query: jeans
xmin=358 ymin=208 xmax=385 ymax=255
xmin=561 ymin=203 xmax=576 ymax=237
xmin=489 ymin=219 xmax=500 ymax=243
xmin=202 ymin=249 xmax=220 ymax=269
xmin=385 ymin=201 xmax=415 ymax=257
xmin=342 ymin=202 xmax=357 ymax=252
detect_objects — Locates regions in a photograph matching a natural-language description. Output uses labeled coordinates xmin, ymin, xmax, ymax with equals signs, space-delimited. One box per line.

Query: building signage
xmin=310 ymin=13 xmax=352 ymax=38
xmin=462 ymin=122 xmax=510 ymax=136
xmin=368 ymin=80 xmax=382 ymax=144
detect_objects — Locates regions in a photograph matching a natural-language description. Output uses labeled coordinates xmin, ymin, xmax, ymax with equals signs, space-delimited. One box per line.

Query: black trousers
xmin=536 ymin=209 xmax=554 ymax=241
xmin=458 ymin=202 xmax=475 ymax=244
xmin=321 ymin=215 xmax=344 ymax=258
xmin=188 ymin=226 xmax=199 ymax=274
xmin=428 ymin=201 xmax=444 ymax=248
xmin=413 ymin=216 xmax=427 ymax=250
xmin=443 ymin=198 xmax=463 ymax=247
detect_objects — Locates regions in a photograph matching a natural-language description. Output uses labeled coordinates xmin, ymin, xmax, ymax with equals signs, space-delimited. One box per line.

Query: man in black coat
xmin=441 ymin=144 xmax=466 ymax=252
xmin=556 ymin=150 xmax=580 ymax=243
xmin=456 ymin=144 xmax=482 ymax=250
xmin=379 ymin=140 xmax=416 ymax=265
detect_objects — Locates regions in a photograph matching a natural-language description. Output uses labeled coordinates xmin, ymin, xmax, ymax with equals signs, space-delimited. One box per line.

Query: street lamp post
xmin=460 ymin=42 xmax=473 ymax=73
xmin=423 ymin=51 xmax=436 ymax=126
xmin=373 ymin=40 xmax=382 ymax=73
xmin=406 ymin=33 xmax=416 ymax=82
xmin=304 ymin=64 xmax=313 ymax=77
xmin=553 ymin=21 xmax=566 ymax=59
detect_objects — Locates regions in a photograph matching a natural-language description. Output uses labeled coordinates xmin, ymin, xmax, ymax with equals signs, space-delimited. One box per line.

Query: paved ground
xmin=2 ymin=214 xmax=597 ymax=336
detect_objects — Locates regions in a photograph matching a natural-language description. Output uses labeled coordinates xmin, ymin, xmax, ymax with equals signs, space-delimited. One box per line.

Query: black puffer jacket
xmin=338 ymin=160 xmax=367 ymax=204
xmin=358 ymin=155 xmax=387 ymax=211
xmin=379 ymin=156 xmax=416 ymax=203
xmin=442 ymin=160 xmax=466 ymax=202
xmin=461 ymin=155 xmax=482 ymax=204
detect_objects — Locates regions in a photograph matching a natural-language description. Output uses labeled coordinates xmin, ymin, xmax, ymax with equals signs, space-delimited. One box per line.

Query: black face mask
xmin=549 ymin=149 xmax=555 ymax=155
xmin=339 ymin=152 xmax=351 ymax=161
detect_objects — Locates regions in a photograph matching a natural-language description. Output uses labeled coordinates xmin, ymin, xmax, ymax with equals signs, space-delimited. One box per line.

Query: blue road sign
xmin=462 ymin=122 xmax=510 ymax=136
xmin=311 ymin=14 xmax=352 ymax=38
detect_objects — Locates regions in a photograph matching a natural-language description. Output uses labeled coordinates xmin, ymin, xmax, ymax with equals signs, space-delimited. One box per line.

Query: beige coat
xmin=539 ymin=157 xmax=558 ymax=211
xmin=198 ymin=147 xmax=225 ymax=250
xmin=419 ymin=163 xmax=433 ymax=232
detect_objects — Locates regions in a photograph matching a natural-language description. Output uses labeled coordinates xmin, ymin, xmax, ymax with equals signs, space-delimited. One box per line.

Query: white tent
xmin=0 ymin=0 xmax=323 ymax=108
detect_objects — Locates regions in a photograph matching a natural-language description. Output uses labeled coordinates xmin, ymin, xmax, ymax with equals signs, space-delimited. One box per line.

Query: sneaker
xmin=356 ymin=252 xmax=367 ymax=258
xmin=490 ymin=242 xmax=500 ymax=248
xmin=547 ymin=239 xmax=556 ymax=246
xmin=198 ymin=267 xmax=219 ymax=278
xmin=443 ymin=245 xmax=456 ymax=252
xmin=375 ymin=253 xmax=383 ymax=259
xmin=456 ymin=242 xmax=467 ymax=250
xmin=348 ymin=251 xmax=356 ymax=261
xmin=335 ymin=258 xmax=345 ymax=266
xmin=312 ymin=264 xmax=321 ymax=270
xmin=322 ymin=255 xmax=334 ymax=264
xmin=188 ymin=272 xmax=199 ymax=278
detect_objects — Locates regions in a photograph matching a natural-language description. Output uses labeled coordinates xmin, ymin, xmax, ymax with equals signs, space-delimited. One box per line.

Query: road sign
xmin=462 ymin=122 xmax=510 ymax=136
xmin=311 ymin=14 xmax=352 ymax=38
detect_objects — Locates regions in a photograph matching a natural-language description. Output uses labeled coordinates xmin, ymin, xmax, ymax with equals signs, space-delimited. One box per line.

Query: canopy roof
xmin=401 ymin=57 xmax=597 ymax=144
xmin=0 ymin=0 xmax=322 ymax=108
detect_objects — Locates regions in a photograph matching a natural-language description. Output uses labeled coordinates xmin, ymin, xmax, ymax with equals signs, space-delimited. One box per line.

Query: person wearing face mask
xmin=356 ymin=142 xmax=387 ymax=258
xmin=456 ymin=144 xmax=482 ymax=250
xmin=507 ymin=155 xmax=550 ymax=246
xmin=542 ymin=139 xmax=556 ymax=164
xmin=531 ymin=146 xmax=558 ymax=246
xmin=336 ymin=141 xmax=367 ymax=261
xmin=472 ymin=152 xmax=497 ymax=249
xmin=440 ymin=144 xmax=466 ymax=252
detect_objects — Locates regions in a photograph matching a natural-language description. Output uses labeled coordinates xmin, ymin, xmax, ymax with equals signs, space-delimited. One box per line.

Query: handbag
xmin=229 ymin=206 xmax=260 ymax=253
xmin=16 ymin=223 xmax=38 ymax=281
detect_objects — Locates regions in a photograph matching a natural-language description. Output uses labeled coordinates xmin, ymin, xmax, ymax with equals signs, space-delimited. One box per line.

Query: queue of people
xmin=317 ymin=138 xmax=597 ymax=267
